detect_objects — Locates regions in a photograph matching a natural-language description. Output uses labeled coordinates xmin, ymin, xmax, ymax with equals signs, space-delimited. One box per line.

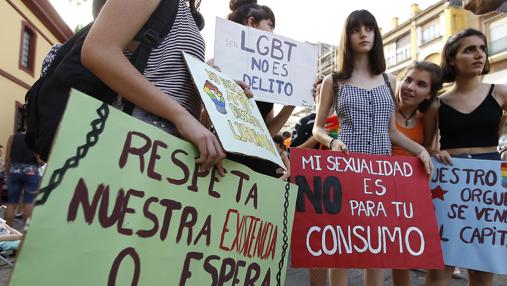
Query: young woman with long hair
xmin=313 ymin=10 xmax=433 ymax=286
xmin=424 ymin=28 xmax=507 ymax=286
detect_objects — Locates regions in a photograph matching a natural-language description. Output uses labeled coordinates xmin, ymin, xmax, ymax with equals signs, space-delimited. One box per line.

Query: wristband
xmin=329 ymin=138 xmax=336 ymax=149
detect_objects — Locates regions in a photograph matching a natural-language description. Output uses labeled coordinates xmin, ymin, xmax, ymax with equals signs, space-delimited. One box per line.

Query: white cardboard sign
xmin=183 ymin=52 xmax=285 ymax=169
xmin=214 ymin=17 xmax=318 ymax=107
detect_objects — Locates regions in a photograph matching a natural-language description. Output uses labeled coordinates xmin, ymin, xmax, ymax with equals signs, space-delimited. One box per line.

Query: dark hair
xmin=92 ymin=0 xmax=107 ymax=19
xmin=273 ymin=135 xmax=286 ymax=150
xmin=227 ymin=0 xmax=275 ymax=29
xmin=400 ymin=61 xmax=443 ymax=112
xmin=333 ymin=10 xmax=385 ymax=81
xmin=188 ymin=0 xmax=205 ymax=30
xmin=441 ymin=28 xmax=490 ymax=83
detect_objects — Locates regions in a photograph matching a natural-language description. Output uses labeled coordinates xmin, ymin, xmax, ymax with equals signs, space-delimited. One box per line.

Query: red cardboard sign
xmin=290 ymin=149 xmax=443 ymax=269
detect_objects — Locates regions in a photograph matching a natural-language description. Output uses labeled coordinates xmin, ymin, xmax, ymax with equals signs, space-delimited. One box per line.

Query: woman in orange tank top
xmin=391 ymin=61 xmax=443 ymax=286
xmin=392 ymin=61 xmax=442 ymax=156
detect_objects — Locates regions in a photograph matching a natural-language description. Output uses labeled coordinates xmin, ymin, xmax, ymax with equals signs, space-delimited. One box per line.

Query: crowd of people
xmin=0 ymin=0 xmax=506 ymax=284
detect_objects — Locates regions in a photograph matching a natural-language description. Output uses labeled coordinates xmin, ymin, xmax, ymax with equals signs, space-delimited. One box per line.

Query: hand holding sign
xmin=431 ymin=158 xmax=507 ymax=274
xmin=183 ymin=52 xmax=285 ymax=169
xmin=290 ymin=149 xmax=443 ymax=269
xmin=177 ymin=113 xmax=226 ymax=176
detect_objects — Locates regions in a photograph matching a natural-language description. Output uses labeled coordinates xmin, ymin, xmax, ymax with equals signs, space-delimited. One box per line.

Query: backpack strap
xmin=382 ymin=72 xmax=397 ymax=106
xmin=123 ymin=0 xmax=180 ymax=114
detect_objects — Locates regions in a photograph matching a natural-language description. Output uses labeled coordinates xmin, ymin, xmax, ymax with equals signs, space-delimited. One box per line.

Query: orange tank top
xmin=392 ymin=113 xmax=424 ymax=156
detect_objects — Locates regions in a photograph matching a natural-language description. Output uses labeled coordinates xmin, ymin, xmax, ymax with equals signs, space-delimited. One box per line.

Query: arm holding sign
xmin=82 ymin=0 xmax=225 ymax=176
xmin=265 ymin=105 xmax=296 ymax=137
xmin=423 ymin=100 xmax=453 ymax=165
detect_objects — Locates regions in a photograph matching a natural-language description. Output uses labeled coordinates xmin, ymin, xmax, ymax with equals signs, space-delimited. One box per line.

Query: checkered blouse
xmin=335 ymin=83 xmax=395 ymax=155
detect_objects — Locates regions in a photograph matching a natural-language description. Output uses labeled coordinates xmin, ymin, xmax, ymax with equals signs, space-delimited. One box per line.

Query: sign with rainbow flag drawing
xmin=430 ymin=158 xmax=507 ymax=275
xmin=9 ymin=90 xmax=297 ymax=285
xmin=183 ymin=52 xmax=284 ymax=169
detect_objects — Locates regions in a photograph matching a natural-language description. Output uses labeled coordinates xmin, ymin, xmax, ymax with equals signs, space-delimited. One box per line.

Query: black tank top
xmin=439 ymin=84 xmax=502 ymax=149
xmin=10 ymin=133 xmax=38 ymax=164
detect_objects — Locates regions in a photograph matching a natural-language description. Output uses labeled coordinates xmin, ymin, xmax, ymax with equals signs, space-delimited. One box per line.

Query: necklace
xmin=398 ymin=109 xmax=417 ymax=126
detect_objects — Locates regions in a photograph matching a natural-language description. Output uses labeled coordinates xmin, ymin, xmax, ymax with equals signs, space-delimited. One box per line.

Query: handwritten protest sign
xmin=214 ymin=17 xmax=318 ymax=107
xmin=183 ymin=52 xmax=284 ymax=169
xmin=290 ymin=149 xmax=443 ymax=269
xmin=9 ymin=91 xmax=297 ymax=286
xmin=431 ymin=158 xmax=507 ymax=275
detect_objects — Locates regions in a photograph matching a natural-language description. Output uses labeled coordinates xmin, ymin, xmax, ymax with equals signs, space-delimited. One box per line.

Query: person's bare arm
xmin=4 ymin=135 xmax=13 ymax=173
xmin=82 ymin=0 xmax=225 ymax=174
xmin=294 ymin=136 xmax=319 ymax=149
xmin=313 ymin=75 xmax=347 ymax=152
xmin=265 ymin=106 xmax=296 ymax=137
xmin=5 ymin=224 xmax=22 ymax=236
xmin=423 ymin=100 xmax=439 ymax=150
xmin=0 ymin=223 xmax=22 ymax=241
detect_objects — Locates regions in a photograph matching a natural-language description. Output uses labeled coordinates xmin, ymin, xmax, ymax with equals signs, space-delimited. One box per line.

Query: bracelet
xmin=329 ymin=138 xmax=336 ymax=149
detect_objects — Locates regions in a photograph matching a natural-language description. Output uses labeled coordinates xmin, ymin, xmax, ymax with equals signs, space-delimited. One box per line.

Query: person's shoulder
xmin=493 ymin=83 xmax=507 ymax=95
xmin=322 ymin=74 xmax=334 ymax=86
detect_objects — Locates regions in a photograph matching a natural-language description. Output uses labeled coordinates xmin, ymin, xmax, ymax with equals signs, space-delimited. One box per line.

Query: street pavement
xmin=283 ymin=265 xmax=507 ymax=285
xmin=0 ymin=213 xmax=505 ymax=285
xmin=2 ymin=255 xmax=507 ymax=285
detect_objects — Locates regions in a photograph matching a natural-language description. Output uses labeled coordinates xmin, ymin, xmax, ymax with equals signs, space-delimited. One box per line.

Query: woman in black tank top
xmin=424 ymin=29 xmax=507 ymax=286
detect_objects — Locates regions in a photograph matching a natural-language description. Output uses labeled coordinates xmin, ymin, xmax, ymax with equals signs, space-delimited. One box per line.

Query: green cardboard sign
xmin=9 ymin=91 xmax=296 ymax=286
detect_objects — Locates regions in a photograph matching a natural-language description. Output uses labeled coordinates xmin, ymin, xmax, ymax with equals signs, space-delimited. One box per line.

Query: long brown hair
xmin=441 ymin=28 xmax=490 ymax=83
xmin=333 ymin=10 xmax=385 ymax=81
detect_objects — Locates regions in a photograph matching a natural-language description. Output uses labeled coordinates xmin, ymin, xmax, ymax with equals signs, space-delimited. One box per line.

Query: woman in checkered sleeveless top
xmin=313 ymin=10 xmax=433 ymax=286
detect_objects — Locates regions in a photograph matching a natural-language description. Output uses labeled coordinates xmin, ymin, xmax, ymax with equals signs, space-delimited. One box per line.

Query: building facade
xmin=382 ymin=1 xmax=468 ymax=76
xmin=317 ymin=42 xmax=337 ymax=80
xmin=469 ymin=11 xmax=507 ymax=84
xmin=382 ymin=0 xmax=507 ymax=86
xmin=0 ymin=0 xmax=72 ymax=147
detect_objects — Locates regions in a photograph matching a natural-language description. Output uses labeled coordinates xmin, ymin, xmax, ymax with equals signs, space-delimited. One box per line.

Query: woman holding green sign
xmin=81 ymin=0 xmax=242 ymax=177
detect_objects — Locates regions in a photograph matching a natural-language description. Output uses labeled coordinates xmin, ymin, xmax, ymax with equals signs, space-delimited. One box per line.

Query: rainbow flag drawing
xmin=501 ymin=162 xmax=507 ymax=188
